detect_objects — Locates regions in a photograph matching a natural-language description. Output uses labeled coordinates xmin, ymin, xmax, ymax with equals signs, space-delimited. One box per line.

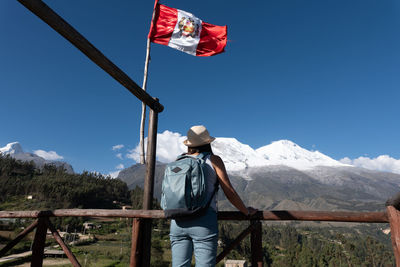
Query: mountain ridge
xmin=0 ymin=142 xmax=74 ymax=173
xmin=118 ymin=163 xmax=399 ymax=212
xmin=117 ymin=137 xmax=400 ymax=212
xmin=209 ymin=138 xmax=349 ymax=172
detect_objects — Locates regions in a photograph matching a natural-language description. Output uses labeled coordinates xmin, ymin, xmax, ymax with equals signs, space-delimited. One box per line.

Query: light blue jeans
xmin=170 ymin=208 xmax=218 ymax=267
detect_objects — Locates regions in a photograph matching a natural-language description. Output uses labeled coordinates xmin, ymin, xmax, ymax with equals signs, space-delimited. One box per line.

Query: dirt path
xmin=0 ymin=250 xmax=32 ymax=263
xmin=0 ymin=249 xmax=70 ymax=266
xmin=15 ymin=258 xmax=72 ymax=266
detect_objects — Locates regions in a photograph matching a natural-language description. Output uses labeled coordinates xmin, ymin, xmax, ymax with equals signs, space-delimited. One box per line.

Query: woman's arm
xmin=210 ymin=155 xmax=257 ymax=216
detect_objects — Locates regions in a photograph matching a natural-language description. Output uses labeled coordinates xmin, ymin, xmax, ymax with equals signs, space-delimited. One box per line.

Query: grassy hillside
xmin=0 ymin=155 xmax=130 ymax=210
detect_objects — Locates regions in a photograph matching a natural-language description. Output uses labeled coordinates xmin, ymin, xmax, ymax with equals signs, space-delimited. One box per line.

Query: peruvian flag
xmin=148 ymin=3 xmax=227 ymax=57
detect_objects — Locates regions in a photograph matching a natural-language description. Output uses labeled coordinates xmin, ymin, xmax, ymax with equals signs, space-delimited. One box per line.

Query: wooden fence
xmin=0 ymin=207 xmax=398 ymax=267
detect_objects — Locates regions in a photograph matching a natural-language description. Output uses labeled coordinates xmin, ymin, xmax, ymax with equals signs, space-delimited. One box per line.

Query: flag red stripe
xmin=196 ymin=22 xmax=227 ymax=57
xmin=148 ymin=4 xmax=177 ymax=45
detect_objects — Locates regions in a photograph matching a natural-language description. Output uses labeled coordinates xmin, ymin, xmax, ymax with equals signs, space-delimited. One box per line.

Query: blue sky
xmin=1 ymin=0 xmax=400 ymax=175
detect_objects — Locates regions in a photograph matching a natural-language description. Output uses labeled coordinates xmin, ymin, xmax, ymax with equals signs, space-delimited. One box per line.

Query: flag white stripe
xmin=168 ymin=9 xmax=202 ymax=56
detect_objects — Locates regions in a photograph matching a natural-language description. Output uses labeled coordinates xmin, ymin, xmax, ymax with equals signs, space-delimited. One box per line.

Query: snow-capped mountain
xmin=212 ymin=138 xmax=269 ymax=171
xmin=256 ymin=140 xmax=348 ymax=170
xmin=0 ymin=142 xmax=24 ymax=155
xmin=211 ymin=138 xmax=348 ymax=172
xmin=118 ymin=137 xmax=400 ymax=212
xmin=0 ymin=142 xmax=74 ymax=173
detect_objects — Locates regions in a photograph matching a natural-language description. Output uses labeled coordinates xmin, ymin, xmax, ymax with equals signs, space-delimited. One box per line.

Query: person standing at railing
xmin=169 ymin=125 xmax=257 ymax=267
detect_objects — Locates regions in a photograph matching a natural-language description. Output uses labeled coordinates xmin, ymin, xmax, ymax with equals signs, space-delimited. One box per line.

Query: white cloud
xmin=127 ymin=130 xmax=186 ymax=163
xmin=112 ymin=144 xmax=124 ymax=151
xmin=340 ymin=155 xmax=400 ymax=174
xmin=116 ymin=153 xmax=123 ymax=160
xmin=33 ymin=150 xmax=64 ymax=161
xmin=116 ymin=164 xmax=124 ymax=170
xmin=339 ymin=157 xmax=352 ymax=165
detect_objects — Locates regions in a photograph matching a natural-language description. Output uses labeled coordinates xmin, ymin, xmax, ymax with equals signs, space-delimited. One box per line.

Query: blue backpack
xmin=161 ymin=152 xmax=218 ymax=219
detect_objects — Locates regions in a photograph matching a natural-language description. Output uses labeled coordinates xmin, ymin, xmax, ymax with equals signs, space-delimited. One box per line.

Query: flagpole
xmin=139 ymin=39 xmax=150 ymax=165
xmin=139 ymin=0 xmax=159 ymax=165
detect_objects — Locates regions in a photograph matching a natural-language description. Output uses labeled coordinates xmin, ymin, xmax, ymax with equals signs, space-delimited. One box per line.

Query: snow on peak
xmin=209 ymin=138 xmax=346 ymax=171
xmin=212 ymin=138 xmax=268 ymax=171
xmin=0 ymin=142 xmax=24 ymax=155
xmin=256 ymin=140 xmax=346 ymax=170
xmin=132 ymin=131 xmax=348 ymax=172
xmin=0 ymin=142 xmax=74 ymax=173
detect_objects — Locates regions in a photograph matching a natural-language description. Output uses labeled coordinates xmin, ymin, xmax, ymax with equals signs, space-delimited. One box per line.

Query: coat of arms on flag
xmin=178 ymin=17 xmax=200 ymax=38
xmin=148 ymin=3 xmax=227 ymax=57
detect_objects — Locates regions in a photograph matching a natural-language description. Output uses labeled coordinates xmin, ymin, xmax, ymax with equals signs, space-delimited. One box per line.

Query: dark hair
xmin=187 ymin=143 xmax=213 ymax=155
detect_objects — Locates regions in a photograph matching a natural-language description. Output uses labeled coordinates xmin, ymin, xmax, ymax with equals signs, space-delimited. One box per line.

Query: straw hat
xmin=183 ymin=125 xmax=215 ymax=147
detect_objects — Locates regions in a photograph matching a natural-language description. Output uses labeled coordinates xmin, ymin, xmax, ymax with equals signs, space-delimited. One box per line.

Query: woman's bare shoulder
xmin=210 ymin=154 xmax=221 ymax=161
xmin=210 ymin=154 xmax=224 ymax=166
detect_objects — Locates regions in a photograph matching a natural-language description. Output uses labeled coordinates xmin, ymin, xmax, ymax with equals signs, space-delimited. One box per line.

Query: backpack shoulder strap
xmin=196 ymin=152 xmax=211 ymax=160
xmin=176 ymin=153 xmax=188 ymax=161
xmin=176 ymin=152 xmax=210 ymax=162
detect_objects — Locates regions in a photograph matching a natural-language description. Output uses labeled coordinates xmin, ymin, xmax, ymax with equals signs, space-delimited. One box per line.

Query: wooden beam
xmin=17 ymin=0 xmax=163 ymax=112
xmin=216 ymin=223 xmax=255 ymax=263
xmin=250 ymin=221 xmax=263 ymax=267
xmin=218 ymin=210 xmax=389 ymax=223
xmin=0 ymin=210 xmax=389 ymax=222
xmin=387 ymin=206 xmax=400 ymax=267
xmin=0 ymin=220 xmax=38 ymax=257
xmin=130 ymin=218 xmax=142 ymax=267
xmin=0 ymin=209 xmax=165 ymax=218
xmin=47 ymin=219 xmax=81 ymax=267
xmin=387 ymin=193 xmax=400 ymax=210
xmin=31 ymin=217 xmax=48 ymax=267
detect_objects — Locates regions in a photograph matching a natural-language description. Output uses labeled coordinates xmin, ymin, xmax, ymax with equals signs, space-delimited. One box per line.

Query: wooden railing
xmin=0 ymin=207 xmax=397 ymax=267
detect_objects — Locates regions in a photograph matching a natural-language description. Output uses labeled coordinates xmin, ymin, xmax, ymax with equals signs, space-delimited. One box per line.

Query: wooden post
xmin=31 ymin=217 xmax=48 ymax=267
xmin=143 ymin=101 xmax=158 ymax=210
xmin=216 ymin=223 xmax=255 ymax=263
xmin=251 ymin=221 xmax=263 ymax=267
xmin=17 ymin=0 xmax=163 ymax=113
xmin=47 ymin=219 xmax=81 ymax=267
xmin=0 ymin=220 xmax=38 ymax=257
xmin=130 ymin=219 xmax=142 ymax=267
xmin=387 ymin=206 xmax=400 ymax=266
xmin=141 ymin=102 xmax=159 ymax=267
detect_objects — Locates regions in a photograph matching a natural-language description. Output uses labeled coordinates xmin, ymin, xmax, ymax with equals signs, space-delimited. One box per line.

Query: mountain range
xmin=118 ymin=138 xmax=400 ymax=212
xmin=2 ymin=139 xmax=399 ymax=212
xmin=0 ymin=142 xmax=74 ymax=173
